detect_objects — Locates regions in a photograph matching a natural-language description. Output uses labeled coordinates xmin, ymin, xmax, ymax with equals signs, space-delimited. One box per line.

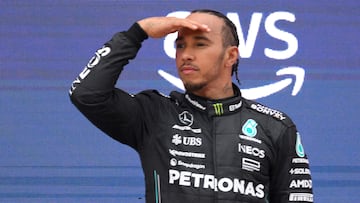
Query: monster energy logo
xmin=213 ymin=103 xmax=224 ymax=116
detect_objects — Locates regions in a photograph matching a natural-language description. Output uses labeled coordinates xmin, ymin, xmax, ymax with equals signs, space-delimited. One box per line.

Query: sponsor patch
xmin=168 ymin=169 xmax=265 ymax=198
xmin=250 ymin=103 xmax=286 ymax=121
xmin=179 ymin=111 xmax=193 ymax=126
xmin=171 ymin=134 xmax=202 ymax=146
xmin=169 ymin=149 xmax=205 ymax=159
xmin=289 ymin=193 xmax=313 ymax=202
xmin=170 ymin=158 xmax=205 ymax=170
xmin=296 ymin=132 xmax=305 ymax=157
xmin=213 ymin=103 xmax=224 ymax=116
xmin=239 ymin=135 xmax=262 ymax=144
xmin=172 ymin=125 xmax=202 ymax=133
xmin=289 ymin=179 xmax=312 ymax=189
xmin=238 ymin=144 xmax=265 ymax=158
xmin=242 ymin=119 xmax=258 ymax=137
xmin=292 ymin=158 xmax=309 ymax=164
xmin=242 ymin=158 xmax=261 ymax=172
xmin=289 ymin=168 xmax=311 ymax=175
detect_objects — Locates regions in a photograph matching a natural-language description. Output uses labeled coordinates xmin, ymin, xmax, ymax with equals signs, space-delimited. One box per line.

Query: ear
xmin=225 ymin=46 xmax=239 ymax=68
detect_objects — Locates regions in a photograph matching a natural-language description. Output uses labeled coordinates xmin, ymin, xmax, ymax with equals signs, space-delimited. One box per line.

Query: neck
xmin=191 ymin=81 xmax=234 ymax=100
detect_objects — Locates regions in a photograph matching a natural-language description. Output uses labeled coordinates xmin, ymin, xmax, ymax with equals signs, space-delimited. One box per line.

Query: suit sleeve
xmin=69 ymin=23 xmax=149 ymax=150
xmin=269 ymin=126 xmax=313 ymax=203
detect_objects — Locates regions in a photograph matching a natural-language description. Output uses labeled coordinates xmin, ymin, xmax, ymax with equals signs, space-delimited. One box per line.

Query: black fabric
xmin=70 ymin=24 xmax=313 ymax=203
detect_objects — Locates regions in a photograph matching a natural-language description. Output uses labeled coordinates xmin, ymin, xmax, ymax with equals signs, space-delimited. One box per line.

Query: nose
xmin=179 ymin=48 xmax=195 ymax=62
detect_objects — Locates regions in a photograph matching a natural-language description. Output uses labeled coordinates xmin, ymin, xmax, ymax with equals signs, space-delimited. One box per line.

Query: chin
xmin=183 ymin=82 xmax=206 ymax=92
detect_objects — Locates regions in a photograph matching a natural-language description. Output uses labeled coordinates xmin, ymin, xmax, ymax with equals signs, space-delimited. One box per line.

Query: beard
xmin=183 ymin=81 xmax=206 ymax=93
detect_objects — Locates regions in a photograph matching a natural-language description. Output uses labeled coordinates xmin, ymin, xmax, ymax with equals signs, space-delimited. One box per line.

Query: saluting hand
xmin=137 ymin=16 xmax=210 ymax=38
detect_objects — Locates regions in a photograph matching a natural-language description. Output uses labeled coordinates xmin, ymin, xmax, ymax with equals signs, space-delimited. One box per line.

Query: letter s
xmin=264 ymin=11 xmax=298 ymax=60
xmin=255 ymin=184 xmax=265 ymax=198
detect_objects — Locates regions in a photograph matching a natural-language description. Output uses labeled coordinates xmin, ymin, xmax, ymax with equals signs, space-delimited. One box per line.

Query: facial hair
xmin=184 ymin=81 xmax=206 ymax=93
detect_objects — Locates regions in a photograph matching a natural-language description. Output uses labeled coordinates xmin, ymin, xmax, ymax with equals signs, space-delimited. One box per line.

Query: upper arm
xmin=269 ymin=126 xmax=313 ymax=202
xmin=70 ymin=86 xmax=144 ymax=149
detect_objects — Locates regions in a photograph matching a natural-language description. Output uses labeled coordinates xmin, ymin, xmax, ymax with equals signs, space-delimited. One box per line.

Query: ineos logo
xmin=179 ymin=111 xmax=193 ymax=126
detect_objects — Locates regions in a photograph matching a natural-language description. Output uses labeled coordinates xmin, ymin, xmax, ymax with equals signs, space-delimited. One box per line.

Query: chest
xmin=151 ymin=109 xmax=276 ymax=177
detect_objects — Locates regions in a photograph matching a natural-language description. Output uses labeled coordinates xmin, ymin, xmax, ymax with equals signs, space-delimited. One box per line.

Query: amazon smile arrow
xmin=158 ymin=67 xmax=305 ymax=100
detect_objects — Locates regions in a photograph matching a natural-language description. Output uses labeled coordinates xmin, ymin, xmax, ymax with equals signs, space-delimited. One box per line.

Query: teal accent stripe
xmin=153 ymin=170 xmax=159 ymax=203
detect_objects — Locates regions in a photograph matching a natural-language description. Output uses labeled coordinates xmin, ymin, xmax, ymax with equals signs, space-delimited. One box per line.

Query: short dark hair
xmin=191 ymin=9 xmax=240 ymax=83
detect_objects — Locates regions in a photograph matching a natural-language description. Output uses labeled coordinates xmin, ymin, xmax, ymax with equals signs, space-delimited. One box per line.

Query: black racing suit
xmin=69 ymin=23 xmax=313 ymax=203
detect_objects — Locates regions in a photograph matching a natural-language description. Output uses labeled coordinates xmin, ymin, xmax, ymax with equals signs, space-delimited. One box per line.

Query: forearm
xmin=69 ymin=23 xmax=148 ymax=98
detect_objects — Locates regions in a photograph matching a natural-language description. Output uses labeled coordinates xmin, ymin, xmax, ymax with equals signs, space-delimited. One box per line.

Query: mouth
xmin=180 ymin=64 xmax=198 ymax=75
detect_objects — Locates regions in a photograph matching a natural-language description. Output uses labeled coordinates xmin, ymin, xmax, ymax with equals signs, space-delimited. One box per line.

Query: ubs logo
xmin=179 ymin=111 xmax=193 ymax=126
xmin=172 ymin=134 xmax=202 ymax=146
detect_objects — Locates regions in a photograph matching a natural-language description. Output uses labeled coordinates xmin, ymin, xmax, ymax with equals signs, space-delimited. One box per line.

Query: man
xmin=70 ymin=9 xmax=313 ymax=203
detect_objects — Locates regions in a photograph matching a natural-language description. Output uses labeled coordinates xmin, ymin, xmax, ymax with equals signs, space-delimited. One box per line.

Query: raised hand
xmin=137 ymin=16 xmax=210 ymax=38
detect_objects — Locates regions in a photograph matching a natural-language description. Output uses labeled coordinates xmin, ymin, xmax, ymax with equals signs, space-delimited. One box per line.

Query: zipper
xmin=211 ymin=116 xmax=218 ymax=203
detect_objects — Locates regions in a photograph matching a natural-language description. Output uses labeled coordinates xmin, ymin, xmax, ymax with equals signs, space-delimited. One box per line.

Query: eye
xmin=175 ymin=43 xmax=185 ymax=49
xmin=196 ymin=42 xmax=207 ymax=47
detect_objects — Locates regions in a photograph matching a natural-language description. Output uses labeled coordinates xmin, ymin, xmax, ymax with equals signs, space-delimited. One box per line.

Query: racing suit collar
xmin=184 ymin=84 xmax=243 ymax=117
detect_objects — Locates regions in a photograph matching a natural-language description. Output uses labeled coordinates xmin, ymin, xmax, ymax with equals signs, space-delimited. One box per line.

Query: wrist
xmin=124 ymin=22 xmax=149 ymax=44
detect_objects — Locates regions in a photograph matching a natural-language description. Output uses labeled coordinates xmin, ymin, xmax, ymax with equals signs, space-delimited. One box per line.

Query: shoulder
xmin=134 ymin=89 xmax=178 ymax=106
xmin=136 ymin=89 xmax=169 ymax=97
xmin=242 ymin=98 xmax=295 ymax=128
xmin=134 ymin=89 xmax=170 ymax=100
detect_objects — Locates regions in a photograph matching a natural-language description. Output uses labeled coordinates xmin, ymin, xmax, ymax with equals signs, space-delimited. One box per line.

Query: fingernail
xmin=203 ymin=24 xmax=210 ymax=31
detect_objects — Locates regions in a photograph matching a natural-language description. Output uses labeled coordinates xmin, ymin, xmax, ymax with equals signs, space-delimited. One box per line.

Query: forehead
xmin=177 ymin=12 xmax=224 ymax=39
xmin=187 ymin=12 xmax=224 ymax=32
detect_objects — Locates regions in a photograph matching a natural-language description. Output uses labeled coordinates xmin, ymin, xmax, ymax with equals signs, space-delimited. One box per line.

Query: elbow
xmin=69 ymin=85 xmax=112 ymax=108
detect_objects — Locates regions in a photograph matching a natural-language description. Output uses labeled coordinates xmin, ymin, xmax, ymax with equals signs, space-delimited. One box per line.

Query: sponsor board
xmin=160 ymin=11 xmax=305 ymax=100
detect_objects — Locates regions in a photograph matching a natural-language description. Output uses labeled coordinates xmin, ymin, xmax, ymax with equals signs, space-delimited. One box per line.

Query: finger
xmin=198 ymin=24 xmax=211 ymax=32
xmin=178 ymin=19 xmax=211 ymax=32
xmin=188 ymin=20 xmax=211 ymax=31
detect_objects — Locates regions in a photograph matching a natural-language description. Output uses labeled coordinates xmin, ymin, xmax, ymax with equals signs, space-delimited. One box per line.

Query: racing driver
xmin=70 ymin=9 xmax=313 ymax=203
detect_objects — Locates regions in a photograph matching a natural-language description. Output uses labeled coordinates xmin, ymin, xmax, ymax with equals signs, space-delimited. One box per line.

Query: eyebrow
xmin=175 ymin=35 xmax=212 ymax=43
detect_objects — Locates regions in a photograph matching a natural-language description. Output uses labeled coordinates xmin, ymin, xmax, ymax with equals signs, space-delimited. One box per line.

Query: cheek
xmin=175 ymin=51 xmax=182 ymax=63
xmin=175 ymin=58 xmax=181 ymax=70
